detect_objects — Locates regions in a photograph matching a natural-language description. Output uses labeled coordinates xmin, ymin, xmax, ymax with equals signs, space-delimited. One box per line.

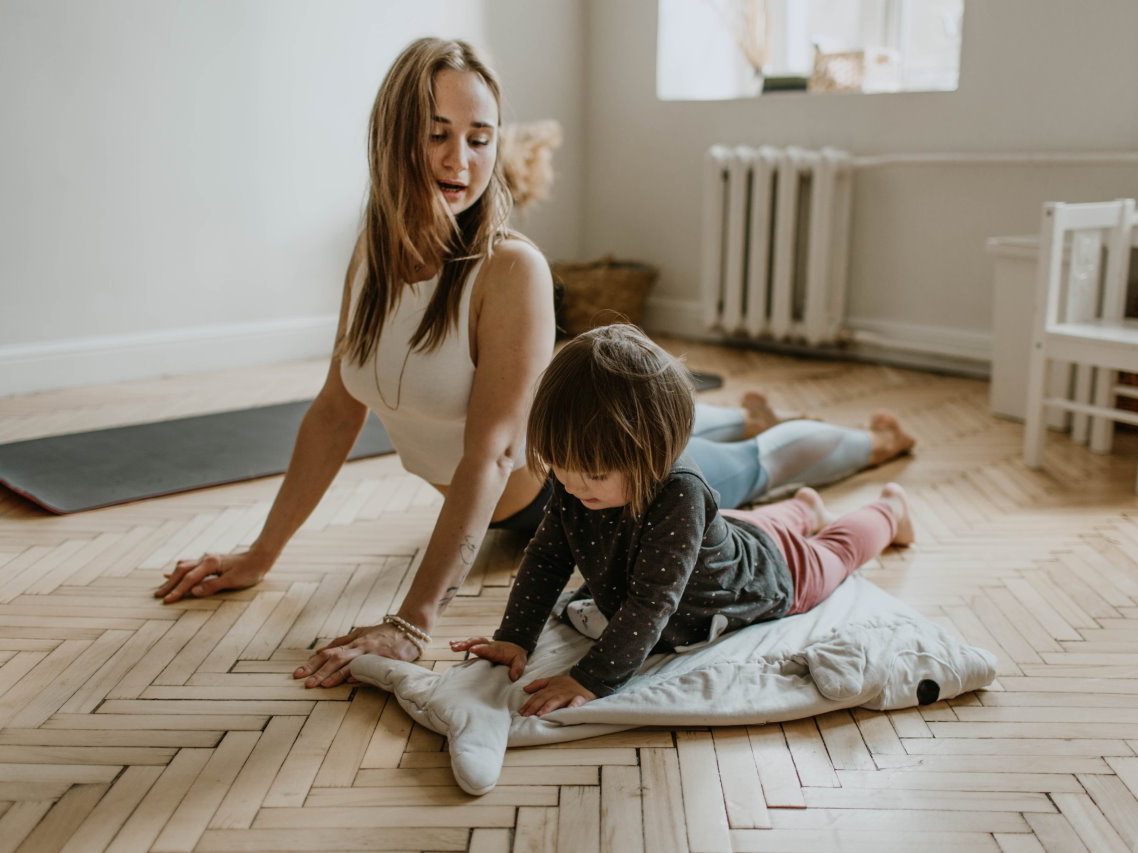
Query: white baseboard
xmin=640 ymin=297 xmax=720 ymax=341
xmin=1 ymin=315 xmax=338 ymax=397
xmin=5 ymin=302 xmax=995 ymax=397
xmin=843 ymin=316 xmax=992 ymax=363
xmin=641 ymin=296 xmax=993 ymax=375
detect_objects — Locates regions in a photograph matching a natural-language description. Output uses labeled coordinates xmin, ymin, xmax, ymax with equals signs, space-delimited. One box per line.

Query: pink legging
xmin=722 ymin=500 xmax=897 ymax=615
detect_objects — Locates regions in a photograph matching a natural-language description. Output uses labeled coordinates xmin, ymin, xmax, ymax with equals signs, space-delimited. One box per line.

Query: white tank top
xmin=340 ymin=260 xmax=484 ymax=485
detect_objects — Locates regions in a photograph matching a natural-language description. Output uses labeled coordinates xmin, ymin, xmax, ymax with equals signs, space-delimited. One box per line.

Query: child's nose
xmin=565 ymin=478 xmax=587 ymax=496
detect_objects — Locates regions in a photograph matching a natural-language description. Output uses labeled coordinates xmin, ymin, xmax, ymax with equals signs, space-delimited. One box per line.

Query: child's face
xmin=551 ymin=466 xmax=630 ymax=510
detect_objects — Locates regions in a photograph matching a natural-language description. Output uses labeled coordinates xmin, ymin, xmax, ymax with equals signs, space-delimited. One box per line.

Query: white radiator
xmin=700 ymin=145 xmax=855 ymax=346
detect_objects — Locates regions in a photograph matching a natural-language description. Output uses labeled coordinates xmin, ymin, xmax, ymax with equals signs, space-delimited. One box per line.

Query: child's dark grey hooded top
xmin=494 ymin=458 xmax=793 ymax=697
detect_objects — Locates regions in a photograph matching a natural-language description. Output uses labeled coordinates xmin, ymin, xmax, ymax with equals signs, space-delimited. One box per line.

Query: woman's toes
xmin=741 ymin=391 xmax=779 ymax=437
xmin=869 ymin=411 xmax=916 ymax=464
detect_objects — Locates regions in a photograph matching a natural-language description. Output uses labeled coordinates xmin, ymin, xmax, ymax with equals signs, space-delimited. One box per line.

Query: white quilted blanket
xmin=351 ymin=576 xmax=996 ymax=795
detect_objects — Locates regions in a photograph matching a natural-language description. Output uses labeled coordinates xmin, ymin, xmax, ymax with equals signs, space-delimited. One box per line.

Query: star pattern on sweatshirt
xmin=493 ymin=462 xmax=793 ymax=696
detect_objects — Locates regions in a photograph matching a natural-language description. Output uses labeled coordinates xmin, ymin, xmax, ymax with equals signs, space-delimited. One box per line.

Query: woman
xmin=156 ymin=38 xmax=914 ymax=689
xmin=159 ymin=38 xmax=553 ymax=688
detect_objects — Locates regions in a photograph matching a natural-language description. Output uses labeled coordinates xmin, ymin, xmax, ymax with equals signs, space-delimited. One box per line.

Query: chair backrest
xmin=1036 ymin=199 xmax=1137 ymax=333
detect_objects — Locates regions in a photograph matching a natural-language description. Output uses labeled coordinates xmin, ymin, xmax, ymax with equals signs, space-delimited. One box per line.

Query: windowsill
xmin=657 ymin=85 xmax=960 ymax=102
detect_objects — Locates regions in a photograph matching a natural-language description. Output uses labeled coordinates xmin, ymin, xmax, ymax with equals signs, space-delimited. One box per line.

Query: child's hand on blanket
xmin=450 ymin=637 xmax=528 ymax=681
xmin=520 ymin=675 xmax=597 ymax=716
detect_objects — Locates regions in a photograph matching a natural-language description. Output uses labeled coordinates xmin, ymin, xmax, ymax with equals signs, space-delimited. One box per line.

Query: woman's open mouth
xmin=438 ymin=180 xmax=467 ymax=201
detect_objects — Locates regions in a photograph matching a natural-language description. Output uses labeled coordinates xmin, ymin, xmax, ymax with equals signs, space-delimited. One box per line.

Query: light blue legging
xmin=688 ymin=403 xmax=874 ymax=509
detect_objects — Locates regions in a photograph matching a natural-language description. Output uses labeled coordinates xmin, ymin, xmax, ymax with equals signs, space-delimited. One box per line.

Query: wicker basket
xmin=551 ymin=255 xmax=658 ymax=336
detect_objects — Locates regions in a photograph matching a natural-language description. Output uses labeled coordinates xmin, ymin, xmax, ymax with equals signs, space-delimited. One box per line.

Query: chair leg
xmin=1071 ymin=364 xmax=1092 ymax=445
xmin=1089 ymin=367 xmax=1116 ymax=454
xmin=1023 ymin=345 xmax=1049 ymax=469
xmin=1047 ymin=360 xmax=1072 ymax=431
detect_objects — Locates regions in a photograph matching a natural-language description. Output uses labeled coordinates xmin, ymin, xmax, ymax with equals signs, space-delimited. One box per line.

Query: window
xmin=657 ymin=0 xmax=964 ymax=100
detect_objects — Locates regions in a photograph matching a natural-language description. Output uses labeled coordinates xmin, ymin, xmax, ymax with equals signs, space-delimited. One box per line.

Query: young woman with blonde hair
xmin=156 ymin=37 xmax=914 ymax=689
xmin=159 ymin=38 xmax=556 ymax=686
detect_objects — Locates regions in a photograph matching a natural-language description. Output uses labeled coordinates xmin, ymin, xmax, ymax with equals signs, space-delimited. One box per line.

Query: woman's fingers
xmin=295 ymin=644 xmax=359 ymax=687
xmin=298 ymin=632 xmax=362 ymax=681
xmin=294 ymin=624 xmax=418 ymax=687
xmin=314 ymin=630 xmax=359 ymax=654
xmin=309 ymin=655 xmax=356 ymax=688
xmin=189 ymin=576 xmax=227 ymax=597
xmin=154 ymin=560 xmax=197 ymax=598
xmin=157 ymin=553 xmax=268 ymax=604
xmin=157 ymin=556 xmax=220 ymax=603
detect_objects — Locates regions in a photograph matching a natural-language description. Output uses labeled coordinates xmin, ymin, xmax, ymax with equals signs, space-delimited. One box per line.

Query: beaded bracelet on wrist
xmin=382 ymin=620 xmax=425 ymax=655
xmin=383 ymin=614 xmax=430 ymax=654
xmin=384 ymin=614 xmax=430 ymax=642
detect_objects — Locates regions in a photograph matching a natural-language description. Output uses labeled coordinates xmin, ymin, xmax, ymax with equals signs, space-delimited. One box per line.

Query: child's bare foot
xmin=741 ymin=391 xmax=780 ymax=438
xmin=879 ymin=482 xmax=915 ymax=546
xmin=793 ymin=487 xmax=837 ymax=534
xmin=868 ymin=411 xmax=916 ymax=466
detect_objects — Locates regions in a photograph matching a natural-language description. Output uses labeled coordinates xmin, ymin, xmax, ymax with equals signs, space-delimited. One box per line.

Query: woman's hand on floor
xmin=155 ymin=551 xmax=269 ymax=603
xmin=519 ymin=674 xmax=596 ymax=716
xmin=294 ymin=623 xmax=420 ymax=688
xmin=450 ymin=638 xmax=528 ymax=681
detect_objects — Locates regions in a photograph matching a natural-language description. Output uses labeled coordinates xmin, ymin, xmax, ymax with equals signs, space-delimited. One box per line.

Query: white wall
xmin=0 ymin=0 xmax=584 ymax=395
xmin=481 ymin=2 xmax=585 ymax=261
xmin=582 ymin=0 xmax=1138 ymax=366
xmin=8 ymin=0 xmax=1137 ymax=395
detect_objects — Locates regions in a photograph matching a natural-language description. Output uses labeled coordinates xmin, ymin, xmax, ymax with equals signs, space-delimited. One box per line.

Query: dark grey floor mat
xmin=690 ymin=371 xmax=724 ymax=392
xmin=0 ymin=400 xmax=394 ymax=514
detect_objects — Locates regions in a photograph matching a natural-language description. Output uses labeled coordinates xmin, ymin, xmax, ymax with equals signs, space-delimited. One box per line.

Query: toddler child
xmin=451 ymin=324 xmax=913 ymax=716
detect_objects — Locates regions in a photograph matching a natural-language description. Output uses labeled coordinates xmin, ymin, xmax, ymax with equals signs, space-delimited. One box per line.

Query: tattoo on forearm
xmin=459 ymin=535 xmax=478 ymax=566
xmin=439 ymin=585 xmax=461 ymax=609
xmin=440 ymin=536 xmax=479 ymax=609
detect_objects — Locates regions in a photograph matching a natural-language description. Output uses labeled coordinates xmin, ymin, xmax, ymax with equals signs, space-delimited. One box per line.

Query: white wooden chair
xmin=1023 ymin=198 xmax=1138 ymax=490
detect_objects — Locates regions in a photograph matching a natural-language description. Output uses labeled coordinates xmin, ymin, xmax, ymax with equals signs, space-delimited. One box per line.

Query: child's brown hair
xmin=526 ymin=324 xmax=695 ymax=514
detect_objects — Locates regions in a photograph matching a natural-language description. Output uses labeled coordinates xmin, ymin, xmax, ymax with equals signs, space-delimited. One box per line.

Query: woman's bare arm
xmin=293 ymin=239 xmax=555 ymax=686
xmin=157 ymin=245 xmax=368 ymax=603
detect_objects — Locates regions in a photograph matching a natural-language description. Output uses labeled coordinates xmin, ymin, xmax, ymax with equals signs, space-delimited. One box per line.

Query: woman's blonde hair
xmin=527 ymin=324 xmax=695 ymax=515
xmin=341 ymin=37 xmax=512 ymax=365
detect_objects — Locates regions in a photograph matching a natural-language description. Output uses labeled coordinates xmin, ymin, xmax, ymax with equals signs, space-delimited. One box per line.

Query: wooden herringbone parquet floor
xmin=1 ymin=340 xmax=1137 ymax=853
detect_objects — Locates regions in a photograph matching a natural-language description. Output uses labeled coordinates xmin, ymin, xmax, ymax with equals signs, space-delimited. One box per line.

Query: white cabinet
xmin=987 ymin=235 xmax=1042 ymax=421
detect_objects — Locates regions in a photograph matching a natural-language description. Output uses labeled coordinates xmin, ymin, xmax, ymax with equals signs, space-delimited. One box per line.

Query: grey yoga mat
xmin=689 ymin=370 xmax=723 ymax=392
xmin=0 ymin=401 xmax=394 ymax=514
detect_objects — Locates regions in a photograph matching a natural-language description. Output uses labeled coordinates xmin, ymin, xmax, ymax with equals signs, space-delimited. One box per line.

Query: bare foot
xmin=740 ymin=391 xmax=780 ymax=438
xmin=868 ymin=411 xmax=916 ymax=466
xmin=793 ymin=487 xmax=838 ymax=534
xmin=879 ymin=482 xmax=915 ymax=546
